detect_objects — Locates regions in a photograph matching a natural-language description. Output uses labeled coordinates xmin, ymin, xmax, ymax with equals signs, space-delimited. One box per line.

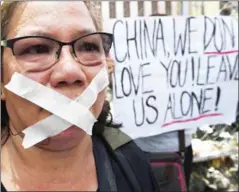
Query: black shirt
xmin=1 ymin=136 xmax=116 ymax=192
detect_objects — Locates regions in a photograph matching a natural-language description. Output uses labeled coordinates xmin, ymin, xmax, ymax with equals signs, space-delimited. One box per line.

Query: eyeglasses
xmin=1 ymin=32 xmax=113 ymax=68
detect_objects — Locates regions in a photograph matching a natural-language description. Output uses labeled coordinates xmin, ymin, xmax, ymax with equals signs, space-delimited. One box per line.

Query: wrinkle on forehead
xmin=7 ymin=1 xmax=94 ymax=39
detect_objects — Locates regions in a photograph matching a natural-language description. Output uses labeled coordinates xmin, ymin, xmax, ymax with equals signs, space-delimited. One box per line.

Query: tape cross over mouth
xmin=5 ymin=67 xmax=109 ymax=148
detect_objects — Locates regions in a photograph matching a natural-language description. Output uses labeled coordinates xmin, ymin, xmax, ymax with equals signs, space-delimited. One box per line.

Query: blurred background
xmin=99 ymin=1 xmax=238 ymax=191
xmin=99 ymin=1 xmax=238 ymax=18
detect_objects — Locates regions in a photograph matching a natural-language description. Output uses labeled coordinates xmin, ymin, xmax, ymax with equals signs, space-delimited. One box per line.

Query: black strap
xmin=116 ymin=142 xmax=160 ymax=192
xmin=178 ymin=129 xmax=185 ymax=152
xmin=93 ymin=136 xmax=117 ymax=191
xmin=101 ymin=127 xmax=160 ymax=192
xmin=1 ymin=183 xmax=7 ymax=192
xmin=100 ymin=131 xmax=141 ymax=191
xmin=113 ymin=149 xmax=142 ymax=192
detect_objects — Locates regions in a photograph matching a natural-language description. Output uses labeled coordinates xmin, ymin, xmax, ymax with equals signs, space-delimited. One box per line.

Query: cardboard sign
xmin=104 ymin=16 xmax=239 ymax=139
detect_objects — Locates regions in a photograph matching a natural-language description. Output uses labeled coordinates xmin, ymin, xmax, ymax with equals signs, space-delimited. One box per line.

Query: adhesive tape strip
xmin=75 ymin=67 xmax=109 ymax=108
xmin=5 ymin=67 xmax=109 ymax=148
xmin=22 ymin=68 xmax=109 ymax=148
xmin=5 ymin=73 xmax=96 ymax=129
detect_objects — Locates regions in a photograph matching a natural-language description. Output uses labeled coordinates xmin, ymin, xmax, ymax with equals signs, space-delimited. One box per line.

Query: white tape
xmin=5 ymin=74 xmax=97 ymax=129
xmin=5 ymin=67 xmax=109 ymax=148
xmin=75 ymin=67 xmax=109 ymax=108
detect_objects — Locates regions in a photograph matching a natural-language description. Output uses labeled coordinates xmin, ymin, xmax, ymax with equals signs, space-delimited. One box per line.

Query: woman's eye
xmin=22 ymin=45 xmax=50 ymax=55
xmin=79 ymin=43 xmax=100 ymax=52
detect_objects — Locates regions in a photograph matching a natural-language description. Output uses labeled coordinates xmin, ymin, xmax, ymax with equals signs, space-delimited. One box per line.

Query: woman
xmin=1 ymin=1 xmax=158 ymax=191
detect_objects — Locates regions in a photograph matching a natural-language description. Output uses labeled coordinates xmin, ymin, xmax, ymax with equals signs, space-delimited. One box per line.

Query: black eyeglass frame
xmin=1 ymin=32 xmax=114 ymax=65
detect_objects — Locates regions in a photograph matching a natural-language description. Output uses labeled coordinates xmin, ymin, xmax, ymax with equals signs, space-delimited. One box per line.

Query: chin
xmin=35 ymin=126 xmax=89 ymax=152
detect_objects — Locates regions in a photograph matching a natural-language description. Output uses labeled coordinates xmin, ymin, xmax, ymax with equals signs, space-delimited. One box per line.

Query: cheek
xmin=3 ymin=49 xmax=20 ymax=67
xmin=3 ymin=51 xmax=51 ymax=85
xmin=4 ymin=90 xmax=49 ymax=132
xmin=24 ymin=70 xmax=52 ymax=85
xmin=2 ymin=53 xmax=49 ymax=131
xmin=3 ymin=61 xmax=19 ymax=84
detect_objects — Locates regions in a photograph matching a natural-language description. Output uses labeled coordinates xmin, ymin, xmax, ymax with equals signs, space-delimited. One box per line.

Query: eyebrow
xmin=16 ymin=28 xmax=96 ymax=40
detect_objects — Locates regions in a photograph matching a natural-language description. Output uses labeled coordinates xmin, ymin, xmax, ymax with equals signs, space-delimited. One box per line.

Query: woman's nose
xmin=49 ymin=47 xmax=87 ymax=88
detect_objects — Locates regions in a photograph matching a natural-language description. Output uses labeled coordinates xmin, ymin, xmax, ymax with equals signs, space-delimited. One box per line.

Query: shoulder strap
xmin=1 ymin=183 xmax=7 ymax=192
xmin=178 ymin=129 xmax=185 ymax=152
xmin=102 ymin=127 xmax=160 ymax=192
xmin=102 ymin=126 xmax=132 ymax=150
xmin=92 ymin=136 xmax=117 ymax=191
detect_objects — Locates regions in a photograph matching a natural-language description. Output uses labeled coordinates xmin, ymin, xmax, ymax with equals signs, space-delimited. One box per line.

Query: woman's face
xmin=1 ymin=1 xmax=107 ymax=151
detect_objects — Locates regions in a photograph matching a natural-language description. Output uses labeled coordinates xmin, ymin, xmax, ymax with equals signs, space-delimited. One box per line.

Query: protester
xmin=1 ymin=1 xmax=159 ymax=191
xmin=134 ymin=12 xmax=197 ymax=190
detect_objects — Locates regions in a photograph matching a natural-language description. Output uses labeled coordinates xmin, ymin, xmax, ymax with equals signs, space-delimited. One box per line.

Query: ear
xmin=106 ymin=55 xmax=115 ymax=74
xmin=1 ymin=84 xmax=6 ymax=101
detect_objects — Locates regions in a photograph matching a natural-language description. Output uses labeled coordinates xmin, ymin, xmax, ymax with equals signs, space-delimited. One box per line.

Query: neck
xmin=12 ymin=133 xmax=92 ymax=169
xmin=2 ymin=134 xmax=97 ymax=190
